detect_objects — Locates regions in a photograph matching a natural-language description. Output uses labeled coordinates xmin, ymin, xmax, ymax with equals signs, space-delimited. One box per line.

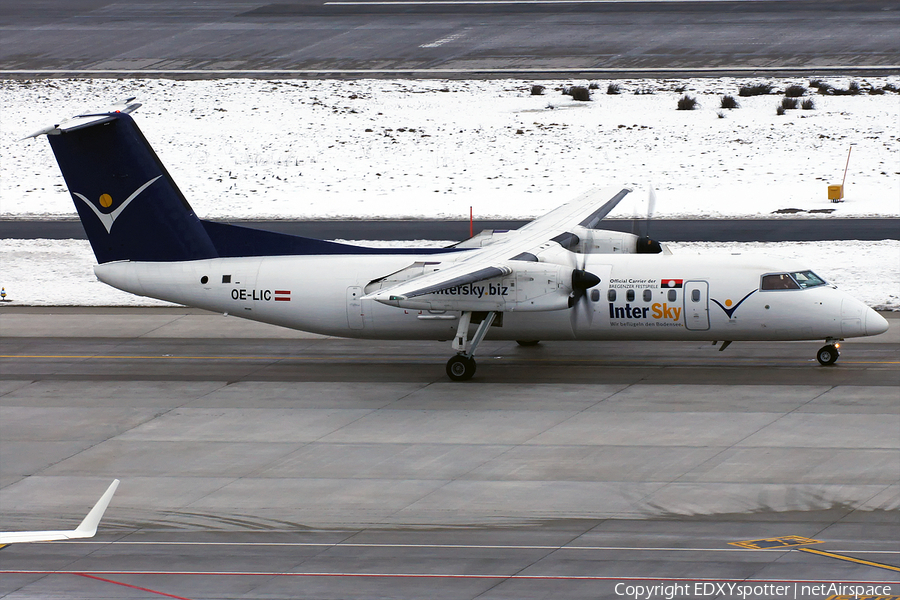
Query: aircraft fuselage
xmin=94 ymin=251 xmax=885 ymax=343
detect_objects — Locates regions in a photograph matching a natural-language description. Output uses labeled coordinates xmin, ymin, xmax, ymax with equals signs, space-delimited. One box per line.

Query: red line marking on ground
xmin=77 ymin=573 xmax=194 ymax=600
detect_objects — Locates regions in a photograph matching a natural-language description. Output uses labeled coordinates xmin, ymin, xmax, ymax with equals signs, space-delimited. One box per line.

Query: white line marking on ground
xmin=57 ymin=541 xmax=900 ymax=554
xmin=420 ymin=32 xmax=467 ymax=48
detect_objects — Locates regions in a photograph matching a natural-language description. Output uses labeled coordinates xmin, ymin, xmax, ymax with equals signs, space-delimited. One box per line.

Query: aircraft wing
xmin=460 ymin=187 xmax=631 ymax=260
xmin=0 ymin=479 xmax=119 ymax=544
xmin=516 ymin=187 xmax=631 ymax=233
xmin=365 ymin=187 xmax=631 ymax=310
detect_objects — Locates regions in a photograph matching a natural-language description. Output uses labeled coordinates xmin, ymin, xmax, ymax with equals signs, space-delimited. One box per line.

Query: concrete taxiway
xmin=1 ymin=307 xmax=898 ymax=598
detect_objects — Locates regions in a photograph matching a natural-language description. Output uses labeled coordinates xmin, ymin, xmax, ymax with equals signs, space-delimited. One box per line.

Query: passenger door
xmin=684 ymin=280 xmax=710 ymax=331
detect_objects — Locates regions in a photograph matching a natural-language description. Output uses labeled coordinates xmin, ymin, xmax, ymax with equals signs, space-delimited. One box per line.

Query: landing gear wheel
xmin=446 ymin=355 xmax=477 ymax=381
xmin=816 ymin=344 xmax=840 ymax=366
xmin=516 ymin=340 xmax=540 ymax=347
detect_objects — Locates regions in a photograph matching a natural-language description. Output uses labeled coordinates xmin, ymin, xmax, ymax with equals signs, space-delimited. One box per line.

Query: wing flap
xmin=367 ymin=263 xmax=513 ymax=302
xmin=401 ymin=266 xmax=510 ymax=299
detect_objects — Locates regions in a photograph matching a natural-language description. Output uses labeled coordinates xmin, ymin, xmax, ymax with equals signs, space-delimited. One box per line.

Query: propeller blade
xmin=631 ymin=199 xmax=641 ymax=236
xmin=635 ymin=185 xmax=663 ymax=253
xmin=569 ymin=267 xmax=599 ymax=331
xmin=633 ymin=185 xmax=657 ymax=239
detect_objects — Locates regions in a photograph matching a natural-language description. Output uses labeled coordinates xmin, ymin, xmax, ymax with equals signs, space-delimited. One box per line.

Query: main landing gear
xmin=445 ymin=311 xmax=497 ymax=381
xmin=816 ymin=339 xmax=841 ymax=366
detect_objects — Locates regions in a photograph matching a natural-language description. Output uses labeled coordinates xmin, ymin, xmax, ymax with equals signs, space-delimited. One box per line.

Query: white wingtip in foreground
xmin=0 ymin=479 xmax=119 ymax=544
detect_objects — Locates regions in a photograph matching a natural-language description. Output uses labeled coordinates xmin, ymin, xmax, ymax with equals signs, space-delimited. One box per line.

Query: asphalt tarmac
xmin=1 ymin=307 xmax=898 ymax=598
xmin=2 ymin=0 xmax=898 ymax=76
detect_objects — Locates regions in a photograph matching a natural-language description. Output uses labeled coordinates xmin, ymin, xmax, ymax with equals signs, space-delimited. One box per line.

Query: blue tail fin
xmin=35 ymin=101 xmax=463 ymax=262
xmin=39 ymin=103 xmax=218 ymax=263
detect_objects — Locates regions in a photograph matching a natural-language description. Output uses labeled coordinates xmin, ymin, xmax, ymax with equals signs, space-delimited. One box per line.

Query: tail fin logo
xmin=72 ymin=175 xmax=162 ymax=233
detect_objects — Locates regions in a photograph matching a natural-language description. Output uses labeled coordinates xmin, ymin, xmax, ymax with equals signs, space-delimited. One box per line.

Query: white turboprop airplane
xmin=29 ymin=100 xmax=888 ymax=380
xmin=0 ymin=480 xmax=119 ymax=544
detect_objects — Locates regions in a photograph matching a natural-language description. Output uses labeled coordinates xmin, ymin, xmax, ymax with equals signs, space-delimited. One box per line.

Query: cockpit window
xmin=789 ymin=270 xmax=827 ymax=289
xmin=760 ymin=273 xmax=801 ymax=290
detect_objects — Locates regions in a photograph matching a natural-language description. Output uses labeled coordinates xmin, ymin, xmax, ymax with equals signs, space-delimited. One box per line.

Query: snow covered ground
xmin=0 ymin=77 xmax=897 ymax=309
xmin=2 ymin=77 xmax=898 ymax=220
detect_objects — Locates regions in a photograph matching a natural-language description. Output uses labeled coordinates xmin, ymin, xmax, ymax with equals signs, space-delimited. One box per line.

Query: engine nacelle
xmin=571 ymin=226 xmax=639 ymax=254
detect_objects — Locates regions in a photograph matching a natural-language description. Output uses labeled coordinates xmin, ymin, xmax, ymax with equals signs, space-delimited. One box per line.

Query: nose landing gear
xmin=816 ymin=340 xmax=841 ymax=366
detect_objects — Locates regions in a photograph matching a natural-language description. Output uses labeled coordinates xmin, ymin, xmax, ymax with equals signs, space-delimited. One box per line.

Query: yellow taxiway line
xmin=798 ymin=547 xmax=900 ymax=573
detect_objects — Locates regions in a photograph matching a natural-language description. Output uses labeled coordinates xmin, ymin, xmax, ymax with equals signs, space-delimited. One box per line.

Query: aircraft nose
xmin=865 ymin=309 xmax=889 ymax=336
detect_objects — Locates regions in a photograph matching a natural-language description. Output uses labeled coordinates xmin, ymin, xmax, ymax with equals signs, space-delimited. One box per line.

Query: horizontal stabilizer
xmin=25 ymin=98 xmax=141 ymax=139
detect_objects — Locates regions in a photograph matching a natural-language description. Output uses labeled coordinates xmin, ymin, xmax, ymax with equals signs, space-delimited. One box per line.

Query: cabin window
xmin=590 ymin=289 xmax=600 ymax=302
xmin=643 ymin=289 xmax=652 ymax=302
xmin=608 ymin=289 xmax=616 ymax=302
xmin=761 ymin=273 xmax=801 ymax=290
xmin=626 ymin=289 xmax=635 ymax=302
xmin=222 ymin=275 xmax=231 ymax=284
xmin=691 ymin=289 xmax=701 ymax=302
xmin=667 ymin=289 xmax=677 ymax=302
xmin=790 ymin=270 xmax=827 ymax=289
xmin=200 ymin=276 xmax=208 ymax=285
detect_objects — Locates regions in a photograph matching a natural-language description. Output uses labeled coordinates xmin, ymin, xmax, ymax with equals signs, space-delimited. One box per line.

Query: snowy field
xmin=0 ymin=77 xmax=897 ymax=309
xmin=1 ymin=77 xmax=898 ymax=220
xmin=1 ymin=238 xmax=897 ymax=310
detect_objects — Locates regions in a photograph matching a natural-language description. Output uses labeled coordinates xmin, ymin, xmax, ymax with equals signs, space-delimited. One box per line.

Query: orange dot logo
xmin=725 ymin=299 xmax=733 ymax=307
xmin=99 ymin=194 xmax=112 ymax=208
